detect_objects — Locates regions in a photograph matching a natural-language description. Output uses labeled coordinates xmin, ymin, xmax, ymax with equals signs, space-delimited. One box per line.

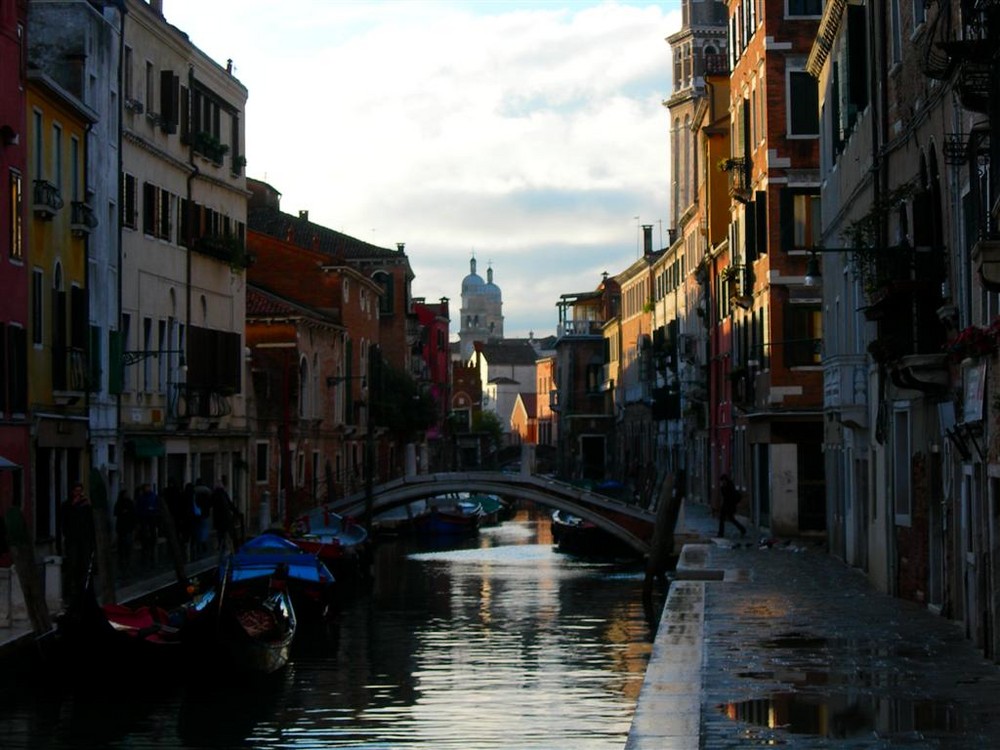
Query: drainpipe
xmin=115 ymin=2 xmax=126 ymax=463
xmin=186 ymin=66 xmax=198 ymax=396
xmin=870 ymin=0 xmax=896 ymax=596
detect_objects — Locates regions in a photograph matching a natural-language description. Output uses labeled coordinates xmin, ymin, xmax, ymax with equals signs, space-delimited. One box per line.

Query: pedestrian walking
xmin=193 ymin=478 xmax=212 ymax=556
xmin=136 ymin=483 xmax=159 ymax=567
xmin=61 ymin=481 xmax=95 ymax=607
xmin=212 ymin=475 xmax=237 ymax=553
xmin=113 ymin=488 xmax=136 ymax=578
xmin=717 ymin=473 xmax=747 ymax=539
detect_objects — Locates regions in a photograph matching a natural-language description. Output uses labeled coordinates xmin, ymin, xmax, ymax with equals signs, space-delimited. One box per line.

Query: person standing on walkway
xmin=113 ymin=488 xmax=136 ymax=578
xmin=61 ymin=481 xmax=95 ymax=607
xmin=717 ymin=474 xmax=747 ymax=539
xmin=212 ymin=475 xmax=236 ymax=554
xmin=136 ymin=483 xmax=159 ymax=568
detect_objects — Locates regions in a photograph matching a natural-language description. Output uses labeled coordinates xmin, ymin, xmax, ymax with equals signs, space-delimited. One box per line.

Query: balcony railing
xmin=70 ymin=201 xmax=98 ymax=237
xmin=32 ymin=180 xmax=63 ymax=219
xmin=191 ymin=234 xmax=252 ymax=269
xmin=172 ymin=384 xmax=233 ymax=421
xmin=721 ymin=158 xmax=752 ymax=203
xmin=557 ymin=319 xmax=604 ymax=337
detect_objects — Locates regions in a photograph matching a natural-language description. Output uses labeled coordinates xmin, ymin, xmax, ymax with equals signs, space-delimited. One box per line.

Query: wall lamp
xmin=122 ymin=349 xmax=187 ymax=372
xmin=803 ymin=239 xmax=935 ymax=287
xmin=326 ymin=375 xmax=367 ymax=388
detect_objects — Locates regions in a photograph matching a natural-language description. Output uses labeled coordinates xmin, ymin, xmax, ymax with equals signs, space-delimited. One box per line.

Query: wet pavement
xmin=629 ymin=502 xmax=1000 ymax=749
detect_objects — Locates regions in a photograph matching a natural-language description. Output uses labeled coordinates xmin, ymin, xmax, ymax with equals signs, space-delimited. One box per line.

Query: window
xmin=788 ymin=0 xmax=821 ymax=16
xmin=70 ymin=136 xmax=80 ymax=201
xmin=374 ymin=271 xmax=394 ymax=315
xmin=256 ymin=442 xmax=269 ymax=483
xmin=9 ymin=170 xmax=22 ymax=260
xmin=913 ymin=0 xmax=927 ymax=28
xmin=33 ymin=111 xmax=42 ymax=177
xmin=145 ymin=61 xmax=154 ymax=113
xmin=52 ymin=124 xmax=62 ymax=190
xmin=31 ymin=269 xmax=42 ymax=345
xmin=890 ymin=0 xmax=902 ymax=65
xmin=142 ymin=317 xmax=153 ymax=392
xmin=142 ymin=181 xmax=171 ymax=240
xmin=123 ymin=46 xmax=133 ymax=100
xmin=788 ymin=70 xmax=819 ymax=136
xmin=793 ymin=193 xmax=821 ymax=249
xmin=784 ymin=303 xmax=821 ymax=367
xmin=7 ymin=324 xmax=27 ymax=414
xmin=121 ymin=172 xmax=137 ymax=229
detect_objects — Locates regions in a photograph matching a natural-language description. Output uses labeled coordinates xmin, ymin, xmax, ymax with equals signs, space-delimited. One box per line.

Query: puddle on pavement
xmin=719 ymin=693 xmax=960 ymax=738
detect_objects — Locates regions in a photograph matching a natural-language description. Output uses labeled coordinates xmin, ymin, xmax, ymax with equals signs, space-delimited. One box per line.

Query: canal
xmin=0 ymin=508 xmax=657 ymax=748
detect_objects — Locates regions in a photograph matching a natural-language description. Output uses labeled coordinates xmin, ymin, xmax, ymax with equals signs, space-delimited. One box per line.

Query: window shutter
xmin=779 ymin=188 xmax=794 ymax=251
xmin=0 ymin=323 xmax=6 ymax=414
xmin=755 ymin=191 xmax=768 ymax=256
xmin=143 ymin=182 xmax=156 ymax=234
xmin=88 ymin=325 xmax=102 ymax=392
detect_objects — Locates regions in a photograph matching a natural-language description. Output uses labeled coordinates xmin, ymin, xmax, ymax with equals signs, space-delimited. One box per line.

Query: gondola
xmin=193 ymin=557 xmax=297 ymax=675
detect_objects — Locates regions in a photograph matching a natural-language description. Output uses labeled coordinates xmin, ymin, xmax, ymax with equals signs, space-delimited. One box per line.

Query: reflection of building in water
xmin=459 ymin=255 xmax=504 ymax=360
xmin=721 ymin=692 xmax=957 ymax=740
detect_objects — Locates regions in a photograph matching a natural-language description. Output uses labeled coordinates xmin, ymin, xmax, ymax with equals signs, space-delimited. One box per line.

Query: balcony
xmin=70 ymin=201 xmax=98 ymax=237
xmin=973 ymin=238 xmax=1000 ymax=293
xmin=724 ymin=265 xmax=753 ymax=309
xmin=32 ymin=180 xmax=63 ymax=220
xmin=186 ymin=130 xmax=230 ymax=165
xmin=173 ymin=384 xmax=233 ymax=421
xmin=557 ymin=319 xmax=604 ymax=338
xmin=192 ymin=234 xmax=253 ymax=269
xmin=720 ymin=158 xmax=752 ymax=204
xmin=891 ymin=353 xmax=950 ymax=394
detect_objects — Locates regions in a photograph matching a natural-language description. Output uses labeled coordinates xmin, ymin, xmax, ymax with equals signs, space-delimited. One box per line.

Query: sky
xmin=164 ymin=0 xmax=681 ymax=339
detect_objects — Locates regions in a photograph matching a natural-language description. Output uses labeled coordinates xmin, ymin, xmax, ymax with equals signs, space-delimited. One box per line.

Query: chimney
xmin=642 ymin=224 xmax=654 ymax=256
xmin=397 ymin=242 xmax=405 ymax=253
xmin=149 ymin=0 xmax=163 ymax=15
xmin=299 ymin=210 xmax=309 ymax=221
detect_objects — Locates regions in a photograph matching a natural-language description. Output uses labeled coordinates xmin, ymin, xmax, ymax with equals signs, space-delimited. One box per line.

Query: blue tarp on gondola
xmin=227 ymin=533 xmax=335 ymax=584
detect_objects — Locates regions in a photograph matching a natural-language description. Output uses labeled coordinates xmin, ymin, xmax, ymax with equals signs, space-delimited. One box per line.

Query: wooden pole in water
xmin=4 ymin=506 xmax=52 ymax=634
xmin=89 ymin=468 xmax=117 ymax=605
xmin=643 ymin=473 xmax=679 ymax=605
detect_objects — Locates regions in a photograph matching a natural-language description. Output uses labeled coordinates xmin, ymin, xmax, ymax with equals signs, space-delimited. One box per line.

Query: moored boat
xmin=372 ymin=498 xmax=430 ymax=535
xmin=287 ymin=506 xmax=370 ymax=580
xmin=550 ymin=509 xmax=640 ymax=560
xmin=194 ymin=556 xmax=298 ymax=675
xmin=414 ymin=494 xmax=483 ymax=536
xmin=227 ymin=532 xmax=337 ymax=620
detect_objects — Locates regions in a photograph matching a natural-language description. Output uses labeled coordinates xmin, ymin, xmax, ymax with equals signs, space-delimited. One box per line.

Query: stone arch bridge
xmin=326 ymin=471 xmax=658 ymax=556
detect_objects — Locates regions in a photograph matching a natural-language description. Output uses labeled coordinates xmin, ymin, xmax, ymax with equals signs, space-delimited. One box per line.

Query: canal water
xmin=0 ymin=508 xmax=657 ymax=749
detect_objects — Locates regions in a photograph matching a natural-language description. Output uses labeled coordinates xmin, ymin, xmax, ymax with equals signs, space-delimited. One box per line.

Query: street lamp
xmin=802 ymin=239 xmax=931 ymax=287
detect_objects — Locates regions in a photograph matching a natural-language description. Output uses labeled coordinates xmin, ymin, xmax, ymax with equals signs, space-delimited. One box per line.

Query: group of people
xmin=112 ymin=476 xmax=241 ymax=577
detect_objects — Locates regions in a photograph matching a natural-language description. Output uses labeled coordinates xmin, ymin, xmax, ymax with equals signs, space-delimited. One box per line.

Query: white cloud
xmin=167 ymin=0 xmax=680 ymax=337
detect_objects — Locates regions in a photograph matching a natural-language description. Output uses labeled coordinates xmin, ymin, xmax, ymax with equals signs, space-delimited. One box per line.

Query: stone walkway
xmin=628 ymin=502 xmax=1000 ymax=749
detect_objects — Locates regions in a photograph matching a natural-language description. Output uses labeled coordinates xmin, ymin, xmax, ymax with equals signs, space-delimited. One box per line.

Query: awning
xmin=127 ymin=437 xmax=165 ymax=458
xmin=0 ymin=455 xmax=20 ymax=470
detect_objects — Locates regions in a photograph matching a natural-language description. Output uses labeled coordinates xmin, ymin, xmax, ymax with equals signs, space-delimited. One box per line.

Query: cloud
xmin=167 ymin=0 xmax=679 ymax=337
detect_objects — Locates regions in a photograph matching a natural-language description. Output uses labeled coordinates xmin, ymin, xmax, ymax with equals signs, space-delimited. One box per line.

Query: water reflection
xmin=0 ymin=509 xmax=653 ymax=749
xmin=720 ymin=693 xmax=960 ymax=739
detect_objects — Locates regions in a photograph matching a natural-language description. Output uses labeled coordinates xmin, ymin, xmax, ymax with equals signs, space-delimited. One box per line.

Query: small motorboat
xmin=550 ymin=509 xmax=640 ymax=560
xmin=372 ymin=498 xmax=430 ymax=535
xmin=287 ymin=507 xmax=370 ymax=580
xmin=414 ymin=494 xmax=483 ymax=536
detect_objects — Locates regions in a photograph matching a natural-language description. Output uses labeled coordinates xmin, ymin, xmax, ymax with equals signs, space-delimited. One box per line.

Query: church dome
xmin=461 ymin=256 xmax=485 ymax=295
xmin=483 ymin=264 xmax=501 ymax=299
